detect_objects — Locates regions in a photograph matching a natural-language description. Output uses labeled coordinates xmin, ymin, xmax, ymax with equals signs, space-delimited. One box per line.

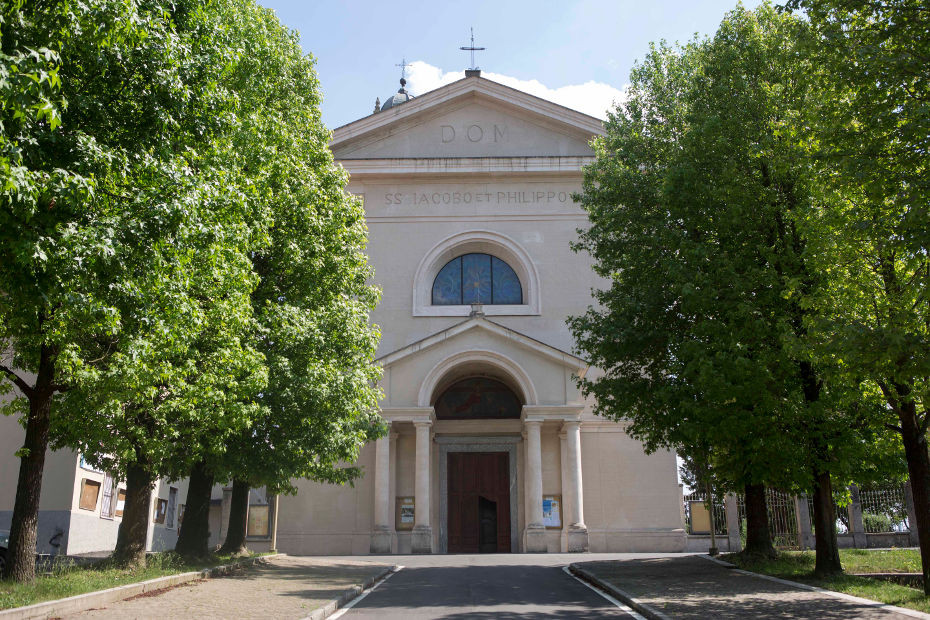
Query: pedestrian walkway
xmin=573 ymin=555 xmax=926 ymax=619
xmin=67 ymin=555 xmax=390 ymax=619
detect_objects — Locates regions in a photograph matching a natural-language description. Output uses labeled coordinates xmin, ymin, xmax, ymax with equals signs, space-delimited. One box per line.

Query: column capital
xmin=560 ymin=419 xmax=581 ymax=432
xmin=413 ymin=419 xmax=433 ymax=428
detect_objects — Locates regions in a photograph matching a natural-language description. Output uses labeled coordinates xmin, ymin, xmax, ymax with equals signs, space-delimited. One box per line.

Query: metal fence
xmin=806 ymin=496 xmax=850 ymax=535
xmin=859 ymin=485 xmax=910 ymax=533
xmin=684 ymin=482 xmax=914 ymax=549
xmin=683 ymin=491 xmax=727 ymax=536
xmin=736 ymin=489 xmax=800 ymax=549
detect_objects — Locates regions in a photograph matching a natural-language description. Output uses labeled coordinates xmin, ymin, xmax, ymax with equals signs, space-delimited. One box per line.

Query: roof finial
xmin=373 ymin=97 xmax=381 ymax=114
xmin=395 ymin=57 xmax=411 ymax=84
xmin=460 ymin=27 xmax=485 ymax=72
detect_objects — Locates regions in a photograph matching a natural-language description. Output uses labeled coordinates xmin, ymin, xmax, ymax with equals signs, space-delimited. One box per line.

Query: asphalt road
xmin=333 ymin=553 xmax=644 ymax=619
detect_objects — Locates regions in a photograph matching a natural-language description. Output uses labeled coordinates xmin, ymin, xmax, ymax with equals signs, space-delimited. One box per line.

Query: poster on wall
xmin=396 ymin=497 xmax=415 ymax=530
xmin=542 ymin=495 xmax=561 ymax=529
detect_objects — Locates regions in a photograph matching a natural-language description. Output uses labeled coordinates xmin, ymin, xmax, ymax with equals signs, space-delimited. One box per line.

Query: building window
xmin=431 ymin=253 xmax=522 ymax=305
xmin=79 ymin=454 xmax=102 ymax=473
xmin=434 ymin=377 xmax=522 ymax=420
xmin=154 ymin=498 xmax=168 ymax=524
xmin=115 ymin=488 xmax=126 ymax=517
xmin=165 ymin=487 xmax=178 ymax=529
xmin=79 ymin=479 xmax=101 ymax=511
xmin=100 ymin=474 xmax=116 ymax=519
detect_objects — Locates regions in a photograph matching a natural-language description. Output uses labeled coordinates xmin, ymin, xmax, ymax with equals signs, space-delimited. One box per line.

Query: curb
xmin=729 ymin=566 xmax=930 ymax=620
xmin=0 ymin=553 xmax=280 ymax=620
xmin=567 ymin=563 xmax=672 ymax=620
xmin=302 ymin=565 xmax=398 ymax=620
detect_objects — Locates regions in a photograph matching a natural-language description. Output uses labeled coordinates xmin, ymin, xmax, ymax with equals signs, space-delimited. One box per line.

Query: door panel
xmin=447 ymin=451 xmax=510 ymax=553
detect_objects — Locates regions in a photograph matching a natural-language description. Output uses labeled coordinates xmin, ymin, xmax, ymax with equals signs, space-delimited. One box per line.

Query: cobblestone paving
xmin=68 ymin=555 xmax=390 ymax=620
xmin=576 ymin=555 xmax=922 ymax=619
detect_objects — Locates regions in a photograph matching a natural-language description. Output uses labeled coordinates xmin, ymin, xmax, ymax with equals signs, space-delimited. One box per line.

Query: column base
xmin=524 ymin=525 xmax=547 ymax=553
xmin=411 ymin=525 xmax=432 ymax=554
xmin=370 ymin=527 xmax=394 ymax=554
xmin=565 ymin=525 xmax=589 ymax=553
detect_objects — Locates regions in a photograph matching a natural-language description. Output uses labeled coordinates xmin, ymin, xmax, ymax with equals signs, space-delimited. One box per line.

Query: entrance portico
xmin=370 ymin=315 xmax=590 ymax=554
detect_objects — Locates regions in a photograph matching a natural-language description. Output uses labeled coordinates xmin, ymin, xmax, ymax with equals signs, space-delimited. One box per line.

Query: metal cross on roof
xmin=459 ymin=27 xmax=485 ymax=70
xmin=395 ymin=57 xmax=411 ymax=81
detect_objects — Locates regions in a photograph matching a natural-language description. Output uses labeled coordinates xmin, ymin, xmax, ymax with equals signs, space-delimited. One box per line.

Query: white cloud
xmin=405 ymin=61 xmax=626 ymax=120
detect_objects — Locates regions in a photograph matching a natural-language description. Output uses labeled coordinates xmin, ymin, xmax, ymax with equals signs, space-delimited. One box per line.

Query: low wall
xmin=837 ymin=532 xmax=913 ymax=549
xmin=684 ymin=535 xmax=736 ymax=553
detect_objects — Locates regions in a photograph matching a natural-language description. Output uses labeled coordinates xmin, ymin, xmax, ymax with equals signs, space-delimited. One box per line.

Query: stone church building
xmin=274 ymin=72 xmax=685 ymax=555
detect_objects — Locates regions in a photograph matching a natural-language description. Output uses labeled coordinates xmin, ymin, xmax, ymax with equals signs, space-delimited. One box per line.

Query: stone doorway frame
xmin=437 ymin=435 xmax=520 ymax=553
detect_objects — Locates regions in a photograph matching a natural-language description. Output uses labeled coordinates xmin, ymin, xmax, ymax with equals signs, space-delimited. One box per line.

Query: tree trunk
xmin=220 ymin=479 xmax=249 ymax=554
xmin=113 ymin=463 xmax=155 ymax=569
xmin=898 ymin=400 xmax=930 ymax=595
xmin=811 ymin=467 xmax=842 ymax=575
xmin=3 ymin=345 xmax=56 ymax=582
xmin=743 ymin=483 xmax=775 ymax=557
xmin=175 ymin=460 xmax=214 ymax=557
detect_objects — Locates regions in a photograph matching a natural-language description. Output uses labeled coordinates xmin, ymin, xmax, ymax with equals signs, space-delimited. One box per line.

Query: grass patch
xmin=723 ymin=548 xmax=930 ymax=614
xmin=0 ymin=551 xmax=265 ymax=610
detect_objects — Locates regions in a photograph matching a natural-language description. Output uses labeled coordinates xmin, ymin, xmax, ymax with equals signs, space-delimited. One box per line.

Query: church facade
xmin=274 ymin=72 xmax=686 ymax=555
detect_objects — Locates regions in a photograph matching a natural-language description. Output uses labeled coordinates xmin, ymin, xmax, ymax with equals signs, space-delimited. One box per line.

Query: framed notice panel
xmin=396 ymin=497 xmax=415 ymax=531
xmin=247 ymin=504 xmax=270 ymax=538
xmin=689 ymin=500 xmax=711 ymax=534
xmin=542 ymin=495 xmax=562 ymax=529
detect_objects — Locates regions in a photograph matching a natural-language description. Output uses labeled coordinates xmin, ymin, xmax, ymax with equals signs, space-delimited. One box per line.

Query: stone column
xmin=725 ymin=493 xmax=742 ymax=553
xmin=849 ymin=484 xmax=867 ymax=549
xmin=559 ymin=429 xmax=571 ymax=552
xmin=795 ymin=494 xmax=813 ymax=550
xmin=562 ymin=420 xmax=588 ymax=551
xmin=411 ymin=420 xmax=433 ymax=553
xmin=370 ymin=423 xmax=393 ymax=554
xmin=523 ymin=419 xmax=546 ymax=552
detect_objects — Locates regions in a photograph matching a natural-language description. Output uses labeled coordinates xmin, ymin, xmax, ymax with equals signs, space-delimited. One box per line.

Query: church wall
xmin=580 ymin=427 xmax=686 ymax=552
xmin=282 ymin=76 xmax=687 ymax=555
xmin=353 ymin=177 xmax=601 ymax=360
xmin=276 ymin=442 xmax=376 ymax=556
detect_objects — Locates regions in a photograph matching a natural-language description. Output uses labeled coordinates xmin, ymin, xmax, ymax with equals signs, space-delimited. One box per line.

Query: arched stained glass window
xmin=434 ymin=377 xmax=522 ymax=419
xmin=431 ymin=253 xmax=523 ymax=305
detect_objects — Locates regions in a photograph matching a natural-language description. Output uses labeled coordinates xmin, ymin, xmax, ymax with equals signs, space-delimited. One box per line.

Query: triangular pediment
xmin=332 ymin=76 xmax=605 ymax=160
xmin=376 ymin=316 xmax=588 ymax=373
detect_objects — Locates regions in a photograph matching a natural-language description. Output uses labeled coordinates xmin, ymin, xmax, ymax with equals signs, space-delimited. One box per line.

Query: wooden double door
xmin=447 ymin=452 xmax=511 ymax=553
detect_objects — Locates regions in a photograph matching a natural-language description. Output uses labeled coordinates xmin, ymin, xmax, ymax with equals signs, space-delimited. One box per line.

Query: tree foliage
xmin=784 ymin=0 xmax=930 ymax=590
xmin=1 ymin=0 xmax=382 ymax=575
xmin=570 ymin=3 xmax=899 ymax=566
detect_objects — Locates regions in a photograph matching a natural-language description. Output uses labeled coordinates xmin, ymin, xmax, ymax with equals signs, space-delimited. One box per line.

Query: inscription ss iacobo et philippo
xmin=384 ymin=190 xmax=572 ymax=206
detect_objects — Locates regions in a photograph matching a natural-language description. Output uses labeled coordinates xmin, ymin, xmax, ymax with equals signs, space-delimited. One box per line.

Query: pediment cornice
xmin=331 ymin=76 xmax=605 ymax=153
xmin=375 ymin=315 xmax=588 ymax=376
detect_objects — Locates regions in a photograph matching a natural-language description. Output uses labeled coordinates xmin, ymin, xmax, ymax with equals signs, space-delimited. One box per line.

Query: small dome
xmin=381 ymin=78 xmax=413 ymax=111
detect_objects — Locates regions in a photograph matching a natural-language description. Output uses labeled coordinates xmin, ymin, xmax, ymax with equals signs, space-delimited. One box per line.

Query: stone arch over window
xmin=413 ymin=230 xmax=541 ymax=316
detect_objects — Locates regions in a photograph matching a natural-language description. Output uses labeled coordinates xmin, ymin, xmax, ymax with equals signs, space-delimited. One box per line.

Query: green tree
xmin=165 ymin=0 xmax=384 ymax=556
xmin=0 ymin=0 xmax=206 ymax=581
xmin=784 ymin=0 xmax=930 ymax=591
xmin=571 ymin=5 xmax=884 ymax=569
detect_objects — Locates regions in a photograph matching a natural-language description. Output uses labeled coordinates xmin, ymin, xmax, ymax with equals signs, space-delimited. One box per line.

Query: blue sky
xmin=257 ymin=0 xmax=763 ymax=129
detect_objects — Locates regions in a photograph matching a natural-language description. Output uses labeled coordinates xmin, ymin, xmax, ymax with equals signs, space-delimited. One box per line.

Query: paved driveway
xmin=338 ymin=553 xmax=651 ymax=619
